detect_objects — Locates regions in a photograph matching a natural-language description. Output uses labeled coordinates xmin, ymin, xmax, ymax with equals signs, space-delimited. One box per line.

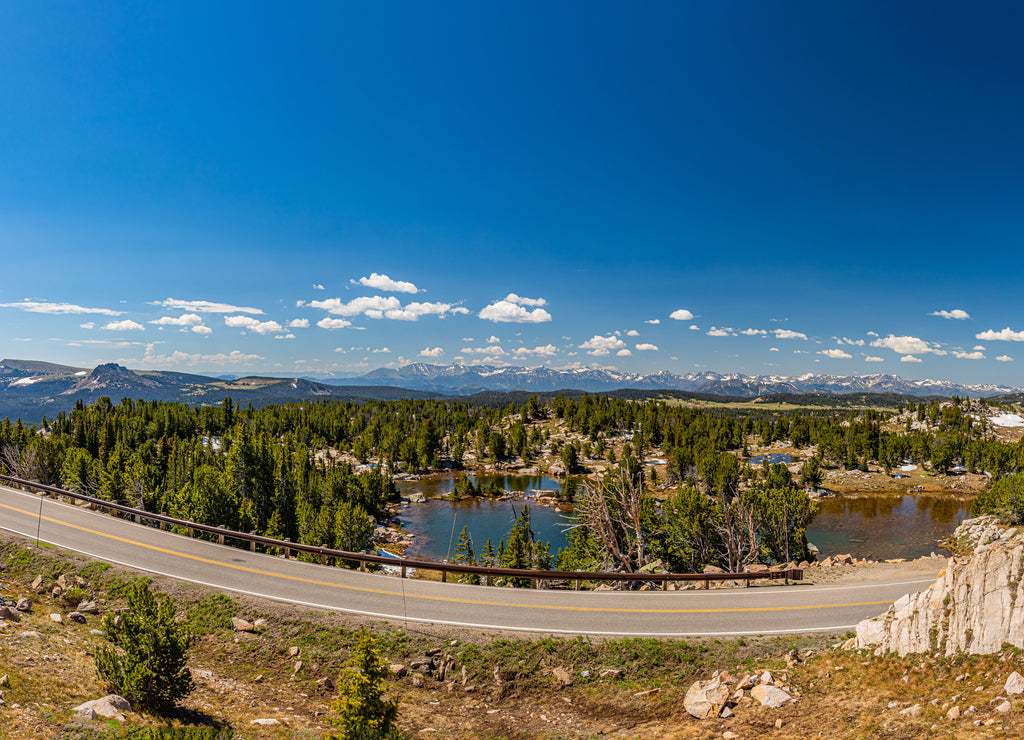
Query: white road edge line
xmin=0 ymin=524 xmax=862 ymax=637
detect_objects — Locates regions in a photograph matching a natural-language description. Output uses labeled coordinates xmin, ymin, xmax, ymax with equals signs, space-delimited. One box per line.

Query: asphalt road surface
xmin=0 ymin=484 xmax=939 ymax=636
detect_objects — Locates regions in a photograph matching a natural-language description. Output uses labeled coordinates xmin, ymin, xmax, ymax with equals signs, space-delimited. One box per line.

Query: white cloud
xmin=953 ymin=350 xmax=985 ymax=360
xmin=150 ymin=313 xmax=204 ymax=327
xmin=773 ymin=329 xmax=808 ymax=340
xmin=419 ymin=346 xmax=445 ymax=358
xmin=930 ymin=309 xmax=970 ymax=320
xmin=513 ymin=344 xmax=558 ymax=357
xmin=487 ymin=335 xmax=500 ymax=344
xmin=616 ymin=349 xmax=632 ymax=357
xmin=317 ymin=317 xmax=353 ymax=330
xmin=769 ymin=347 xmax=779 ymax=352
xmin=706 ymin=327 xmax=730 ymax=337
xmin=996 ymin=355 xmax=1014 ymax=362
xmin=462 ymin=345 xmax=508 ymax=356
xmin=579 ymin=335 xmax=626 ymax=356
xmin=0 ymin=300 xmax=122 ymax=316
xmin=837 ymin=337 xmax=865 ymax=346
xmin=352 ymin=273 xmax=420 ymax=294
xmin=102 ymin=320 xmax=145 ymax=332
xmin=644 ymin=319 xmax=660 ymax=325
xmin=635 ymin=343 xmax=658 ymax=351
xmin=973 ymin=345 xmax=986 ymax=351
xmin=134 ymin=345 xmax=262 ymax=368
xmin=288 ymin=318 xmax=310 ymax=328
xmin=740 ymin=328 xmax=767 ymax=336
xmin=224 ymin=316 xmax=283 ymax=335
xmin=155 ymin=298 xmax=263 ymax=315
xmin=871 ymin=334 xmax=945 ymax=355
xmin=478 ymin=299 xmax=552 ymax=323
xmin=867 ymin=331 xmax=879 ymax=337
xmin=689 ymin=324 xmax=700 ymax=331
xmin=79 ymin=322 xmax=95 ymax=329
xmin=626 ymin=329 xmax=640 ymax=337
xmin=311 ymin=295 xmax=402 ymax=317
xmin=900 ymin=355 xmax=923 ymax=363
xmin=670 ymin=309 xmax=694 ymax=321
xmin=372 ymin=347 xmax=391 ymax=353
xmin=864 ymin=355 xmax=884 ymax=362
xmin=819 ymin=349 xmax=852 ymax=359
xmin=976 ymin=327 xmax=1024 ymax=342
xmin=192 ymin=325 xmax=212 ymax=335
xmin=313 ymin=284 xmax=325 ymax=290
xmin=274 ymin=333 xmax=296 ymax=340
xmin=383 ymin=301 xmax=460 ymax=321
xmin=503 ymin=293 xmax=547 ymax=307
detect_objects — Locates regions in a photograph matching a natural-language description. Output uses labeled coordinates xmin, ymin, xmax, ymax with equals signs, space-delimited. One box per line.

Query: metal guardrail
xmin=0 ymin=473 xmax=802 ymax=590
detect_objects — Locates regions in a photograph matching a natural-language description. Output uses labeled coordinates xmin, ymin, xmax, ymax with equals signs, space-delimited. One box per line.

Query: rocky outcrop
xmin=856 ymin=516 xmax=1024 ymax=656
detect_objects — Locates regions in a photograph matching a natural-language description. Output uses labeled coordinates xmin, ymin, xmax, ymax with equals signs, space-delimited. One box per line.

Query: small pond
xmin=394 ymin=474 xmax=970 ymax=563
xmin=747 ymin=453 xmax=792 ymax=466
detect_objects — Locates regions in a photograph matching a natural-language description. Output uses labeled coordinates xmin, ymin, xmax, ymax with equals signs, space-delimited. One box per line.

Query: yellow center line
xmin=1 ymin=500 xmax=895 ymax=614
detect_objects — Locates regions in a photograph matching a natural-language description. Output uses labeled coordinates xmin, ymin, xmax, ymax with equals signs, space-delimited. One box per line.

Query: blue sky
xmin=2 ymin=2 xmax=1023 ymax=384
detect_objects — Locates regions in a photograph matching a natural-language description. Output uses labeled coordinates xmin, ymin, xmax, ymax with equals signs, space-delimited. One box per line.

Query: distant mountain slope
xmin=350 ymin=363 xmax=1021 ymax=399
xmin=0 ymin=360 xmax=445 ymax=423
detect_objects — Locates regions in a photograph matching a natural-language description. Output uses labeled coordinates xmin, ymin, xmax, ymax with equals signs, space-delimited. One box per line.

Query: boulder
xmin=69 ymin=611 xmax=87 ymax=624
xmin=250 ymin=719 xmax=280 ymax=726
xmin=389 ymin=664 xmax=407 ymax=677
xmin=231 ymin=617 xmax=255 ymax=632
xmin=899 ymin=704 xmax=923 ymax=717
xmin=996 ymin=700 xmax=1012 ymax=713
xmin=750 ymin=684 xmax=793 ymax=708
xmin=49 ymin=613 xmax=62 ymax=624
xmin=77 ymin=600 xmax=99 ymax=615
xmin=0 ymin=606 xmax=20 ymax=622
xmin=599 ymin=668 xmax=624 ymax=679
xmin=683 ymin=678 xmax=730 ymax=719
xmin=1006 ymin=671 xmax=1024 ymax=696
xmin=15 ymin=597 xmax=31 ymax=612
xmin=73 ymin=695 xmax=132 ymax=722
xmin=252 ymin=618 xmax=268 ymax=632
xmin=31 ymin=575 xmax=44 ymax=592
xmin=736 ymin=673 xmax=757 ymax=690
xmin=552 ymin=666 xmax=574 ymax=688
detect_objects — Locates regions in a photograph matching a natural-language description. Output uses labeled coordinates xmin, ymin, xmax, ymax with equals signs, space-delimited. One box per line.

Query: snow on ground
xmin=899 ymin=464 xmax=918 ymax=472
xmin=10 ymin=377 xmax=40 ymax=386
xmin=990 ymin=413 xmax=1024 ymax=428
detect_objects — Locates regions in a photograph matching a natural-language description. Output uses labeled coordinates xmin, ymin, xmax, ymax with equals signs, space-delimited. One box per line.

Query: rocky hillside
xmin=856 ymin=515 xmax=1024 ymax=656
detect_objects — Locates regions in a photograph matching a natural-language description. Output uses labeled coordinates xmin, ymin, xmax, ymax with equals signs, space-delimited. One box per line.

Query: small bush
xmin=95 ymin=580 xmax=194 ymax=712
xmin=326 ymin=628 xmax=403 ymax=740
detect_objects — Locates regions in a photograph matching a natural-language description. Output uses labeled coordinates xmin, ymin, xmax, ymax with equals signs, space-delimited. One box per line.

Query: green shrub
xmin=326 ymin=628 xmax=403 ymax=740
xmin=95 ymin=580 xmax=194 ymax=712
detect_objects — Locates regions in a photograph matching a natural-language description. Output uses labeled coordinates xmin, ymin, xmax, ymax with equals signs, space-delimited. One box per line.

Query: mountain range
xmin=1 ymin=358 xmax=1020 ymax=424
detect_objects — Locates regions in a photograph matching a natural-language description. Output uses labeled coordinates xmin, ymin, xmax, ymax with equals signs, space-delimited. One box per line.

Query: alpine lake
xmin=394 ymin=472 xmax=970 ymax=563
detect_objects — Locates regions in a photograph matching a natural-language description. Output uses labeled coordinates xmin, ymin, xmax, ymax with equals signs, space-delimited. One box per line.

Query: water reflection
xmin=806 ymin=494 xmax=969 ymax=560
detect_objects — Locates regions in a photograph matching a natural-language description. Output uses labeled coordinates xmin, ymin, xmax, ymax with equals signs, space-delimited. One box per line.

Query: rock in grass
xmin=751 ymin=684 xmax=793 ymax=708
xmin=683 ymin=678 xmax=730 ymax=719
xmin=1006 ymin=671 xmax=1024 ymax=696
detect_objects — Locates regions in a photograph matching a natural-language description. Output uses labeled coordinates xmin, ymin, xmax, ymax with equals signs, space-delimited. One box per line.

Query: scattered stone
xmin=19 ymin=631 xmax=40 ymax=639
xmin=426 ymin=646 xmax=444 ymax=657
xmin=1006 ymin=672 xmax=1024 ymax=695
xmin=552 ymin=667 xmax=574 ymax=688
xmin=683 ymin=678 xmax=730 ymax=719
xmin=760 ymin=670 xmax=774 ymax=686
xmin=0 ymin=606 xmax=20 ymax=622
xmin=411 ymin=673 xmax=424 ymax=687
xmin=75 ymin=707 xmax=100 ymax=721
xmin=253 ymin=674 xmax=264 ymax=683
xmin=293 ymin=661 xmax=302 ymax=674
xmin=899 ymin=704 xmax=923 ymax=717
xmin=947 ymin=706 xmax=961 ymax=720
xmin=996 ymin=700 xmax=1012 ymax=713
xmin=69 ymin=611 xmax=87 ymax=624
xmin=51 ymin=586 xmax=63 ymax=598
xmin=250 ymin=718 xmax=280 ymax=726
xmin=231 ymin=617 xmax=255 ymax=632
xmin=288 ymin=646 xmax=300 ymax=657
xmin=736 ymin=673 xmax=756 ymax=690
xmin=89 ymin=629 xmax=104 ymax=636
xmin=599 ymin=668 xmax=623 ymax=679
xmin=77 ymin=600 xmax=99 ymax=615
xmin=723 ymin=731 xmax=738 ymax=739
xmin=252 ymin=618 xmax=268 ymax=632
xmin=49 ymin=613 xmax=62 ymax=624
xmin=389 ymin=664 xmax=407 ymax=677
xmin=31 ymin=575 xmax=44 ymax=592
xmin=750 ymin=684 xmax=793 ymax=708
xmin=317 ymin=677 xmax=335 ymax=691
xmin=73 ymin=695 xmax=131 ymax=722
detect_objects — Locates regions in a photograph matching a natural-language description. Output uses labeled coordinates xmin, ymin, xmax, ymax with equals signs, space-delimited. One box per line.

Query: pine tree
xmin=327 ymin=629 xmax=403 ymax=740
xmin=94 ymin=580 xmax=193 ymax=712
xmin=453 ymin=526 xmax=479 ymax=584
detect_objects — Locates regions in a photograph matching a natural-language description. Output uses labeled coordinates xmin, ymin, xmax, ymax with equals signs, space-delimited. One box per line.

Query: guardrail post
xmin=401 ymin=565 xmax=406 ymax=579
xmin=284 ymin=538 xmax=292 ymax=559
xmin=441 ymin=570 xmax=447 ymax=583
xmin=187 ymin=526 xmax=194 ymax=538
xmin=575 ymin=578 xmax=581 ymax=591
xmin=217 ymin=526 xmax=225 ymax=545
xmin=250 ymin=532 xmax=257 ymax=552
xmin=320 ymin=545 xmax=328 ymax=565
xmin=359 ymin=559 xmax=366 ymax=573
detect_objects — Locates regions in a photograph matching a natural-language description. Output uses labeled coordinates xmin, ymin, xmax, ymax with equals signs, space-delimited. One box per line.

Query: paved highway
xmin=0 ymin=484 xmax=938 ymax=636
